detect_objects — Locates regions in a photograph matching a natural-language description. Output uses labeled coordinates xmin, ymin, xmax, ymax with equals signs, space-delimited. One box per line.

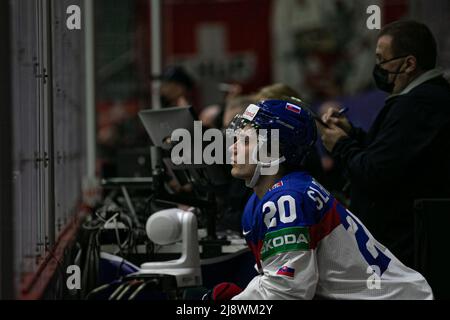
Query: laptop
xmin=138 ymin=106 xmax=196 ymax=150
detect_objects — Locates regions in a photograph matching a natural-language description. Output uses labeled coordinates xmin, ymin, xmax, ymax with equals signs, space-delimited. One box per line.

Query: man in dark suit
xmin=319 ymin=20 xmax=450 ymax=267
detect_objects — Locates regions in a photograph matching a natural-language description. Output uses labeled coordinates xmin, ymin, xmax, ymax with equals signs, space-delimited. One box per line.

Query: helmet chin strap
xmin=246 ymin=144 xmax=286 ymax=188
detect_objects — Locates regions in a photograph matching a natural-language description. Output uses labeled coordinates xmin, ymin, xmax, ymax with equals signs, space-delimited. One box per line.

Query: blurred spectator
xmin=96 ymin=99 xmax=149 ymax=177
xmin=319 ymin=20 xmax=450 ymax=267
xmin=253 ymin=83 xmax=302 ymax=101
xmin=198 ymin=83 xmax=242 ymax=129
xmin=199 ymin=83 xmax=244 ymax=129
xmin=155 ymin=65 xmax=195 ymax=108
xmin=199 ymin=104 xmax=222 ymax=129
xmin=222 ymin=95 xmax=257 ymax=128
xmin=220 ymin=83 xmax=244 ymax=103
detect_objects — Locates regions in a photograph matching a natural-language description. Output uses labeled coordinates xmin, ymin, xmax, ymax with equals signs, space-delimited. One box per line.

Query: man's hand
xmin=322 ymin=107 xmax=353 ymax=134
xmin=318 ymin=122 xmax=349 ymax=152
xmin=316 ymin=105 xmax=351 ymax=152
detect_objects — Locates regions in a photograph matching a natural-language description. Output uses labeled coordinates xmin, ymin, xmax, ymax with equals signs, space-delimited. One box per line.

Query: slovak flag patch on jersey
xmin=269 ymin=181 xmax=284 ymax=191
xmin=277 ymin=266 xmax=295 ymax=278
xmin=286 ymin=103 xmax=302 ymax=114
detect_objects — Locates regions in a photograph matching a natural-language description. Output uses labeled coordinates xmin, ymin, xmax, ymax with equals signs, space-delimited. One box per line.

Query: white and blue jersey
xmin=233 ymin=171 xmax=433 ymax=300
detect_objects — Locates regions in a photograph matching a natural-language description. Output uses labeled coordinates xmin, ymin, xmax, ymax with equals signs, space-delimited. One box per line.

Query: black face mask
xmin=372 ymin=55 xmax=408 ymax=93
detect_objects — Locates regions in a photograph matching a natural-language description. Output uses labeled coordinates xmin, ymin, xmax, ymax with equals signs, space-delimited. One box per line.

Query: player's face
xmin=229 ymin=126 xmax=258 ymax=182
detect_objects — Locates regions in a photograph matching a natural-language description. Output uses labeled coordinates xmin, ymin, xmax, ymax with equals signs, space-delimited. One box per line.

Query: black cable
xmin=79 ymin=193 xmax=153 ymax=297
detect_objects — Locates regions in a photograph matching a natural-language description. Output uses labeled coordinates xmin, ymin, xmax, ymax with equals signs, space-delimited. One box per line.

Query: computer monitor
xmin=138 ymin=106 xmax=196 ymax=150
xmin=139 ymin=105 xmax=229 ymax=188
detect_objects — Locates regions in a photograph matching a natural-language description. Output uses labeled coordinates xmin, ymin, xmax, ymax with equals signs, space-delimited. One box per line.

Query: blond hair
xmin=254 ymin=83 xmax=301 ymax=102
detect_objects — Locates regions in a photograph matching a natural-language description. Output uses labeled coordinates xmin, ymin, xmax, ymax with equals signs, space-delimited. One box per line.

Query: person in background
xmin=253 ymin=83 xmax=302 ymax=102
xmin=199 ymin=83 xmax=244 ymax=129
xmin=155 ymin=65 xmax=195 ymax=108
xmin=222 ymin=95 xmax=257 ymax=129
xmin=319 ymin=20 xmax=450 ymax=267
xmin=199 ymin=104 xmax=222 ymax=129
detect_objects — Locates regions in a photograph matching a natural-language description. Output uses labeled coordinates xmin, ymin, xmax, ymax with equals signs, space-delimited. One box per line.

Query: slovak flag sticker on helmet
xmin=286 ymin=103 xmax=302 ymax=114
xmin=276 ymin=266 xmax=295 ymax=278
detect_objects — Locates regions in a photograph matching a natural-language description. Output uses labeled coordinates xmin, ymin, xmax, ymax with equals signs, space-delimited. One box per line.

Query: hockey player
xmin=224 ymin=99 xmax=433 ymax=300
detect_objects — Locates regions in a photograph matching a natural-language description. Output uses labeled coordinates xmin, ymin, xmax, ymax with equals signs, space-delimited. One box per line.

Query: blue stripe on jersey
xmin=336 ymin=204 xmax=391 ymax=275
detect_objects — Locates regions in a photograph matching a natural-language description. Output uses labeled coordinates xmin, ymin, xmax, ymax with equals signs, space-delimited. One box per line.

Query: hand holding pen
xmin=333 ymin=107 xmax=349 ymax=118
xmin=317 ymin=106 xmax=351 ymax=152
xmin=321 ymin=106 xmax=352 ymax=134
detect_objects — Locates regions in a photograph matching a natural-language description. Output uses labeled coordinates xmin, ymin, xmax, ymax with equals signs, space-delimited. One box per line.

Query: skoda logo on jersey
xmin=261 ymin=227 xmax=310 ymax=261
xmin=261 ymin=233 xmax=308 ymax=253
xmin=263 ymin=233 xmax=308 ymax=249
